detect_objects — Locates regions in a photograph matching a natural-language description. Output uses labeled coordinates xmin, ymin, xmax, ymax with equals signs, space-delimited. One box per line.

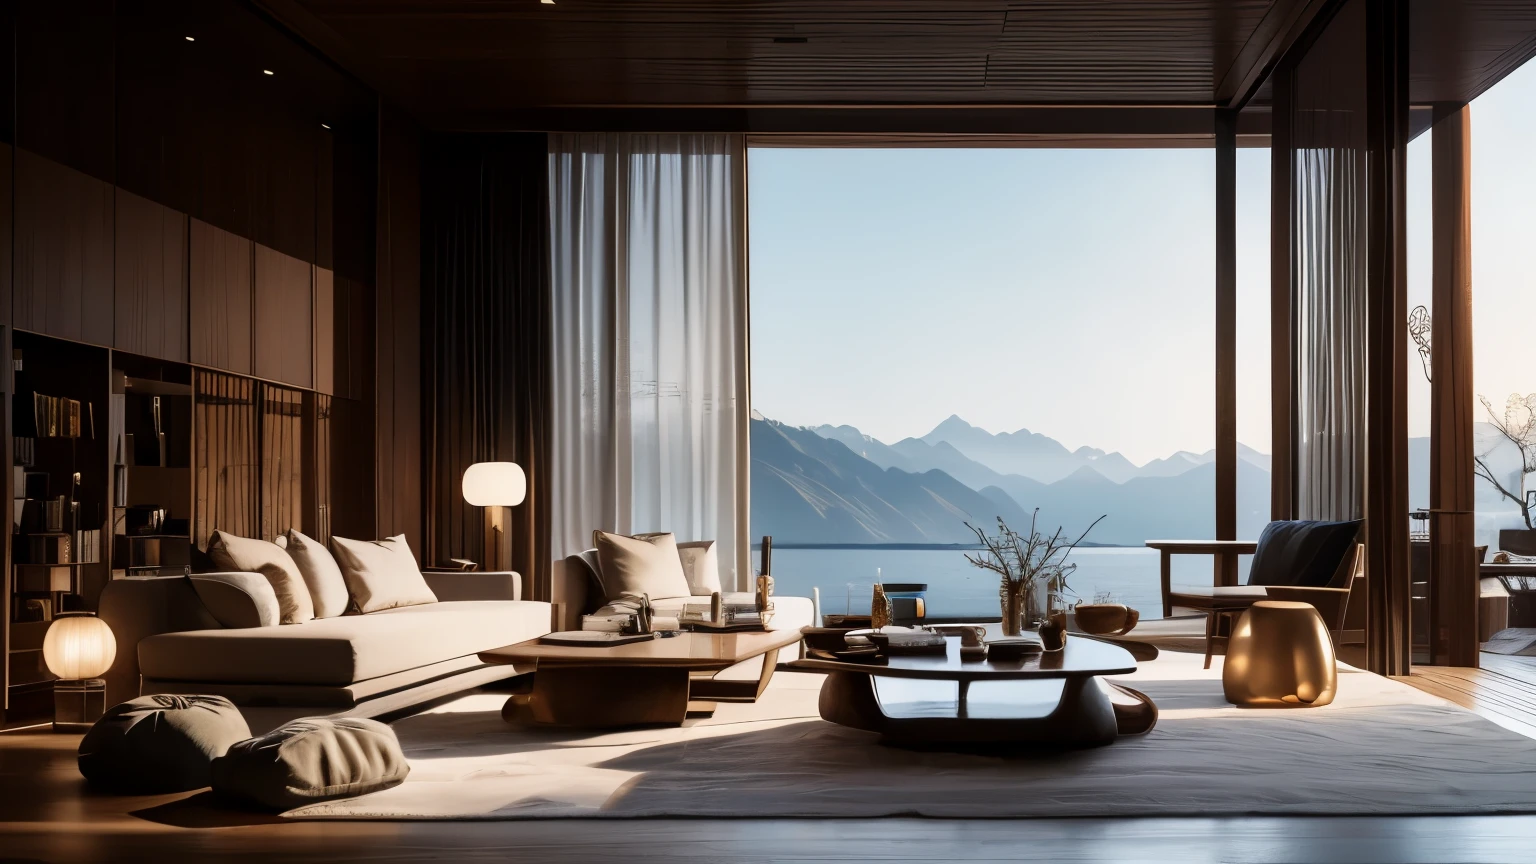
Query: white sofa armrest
xmin=424 ymin=570 xmax=523 ymax=602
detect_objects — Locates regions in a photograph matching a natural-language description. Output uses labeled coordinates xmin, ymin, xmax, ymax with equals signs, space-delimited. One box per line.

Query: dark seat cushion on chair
xmin=1247 ymin=520 xmax=1363 ymax=588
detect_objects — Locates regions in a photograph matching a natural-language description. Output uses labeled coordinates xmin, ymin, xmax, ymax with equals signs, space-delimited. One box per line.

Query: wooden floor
xmin=1398 ymin=653 xmax=1536 ymax=740
xmin=6 ymin=659 xmax=1536 ymax=863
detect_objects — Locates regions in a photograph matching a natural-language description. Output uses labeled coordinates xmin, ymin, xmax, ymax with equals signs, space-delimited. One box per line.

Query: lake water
xmin=764 ymin=546 xmax=1238 ymax=621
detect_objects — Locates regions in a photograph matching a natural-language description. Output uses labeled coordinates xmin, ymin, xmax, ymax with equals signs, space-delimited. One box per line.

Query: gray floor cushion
xmin=77 ymin=694 xmax=252 ymax=793
xmin=211 ymin=717 xmax=409 ymax=810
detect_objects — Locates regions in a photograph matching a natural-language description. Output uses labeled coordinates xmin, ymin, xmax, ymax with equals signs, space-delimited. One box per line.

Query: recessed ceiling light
xmin=184 ymin=36 xmax=195 ymax=42
xmin=321 ymin=123 xmax=331 ymax=129
xmin=541 ymin=0 xmax=555 ymax=5
xmin=263 ymin=69 xmax=274 ymax=76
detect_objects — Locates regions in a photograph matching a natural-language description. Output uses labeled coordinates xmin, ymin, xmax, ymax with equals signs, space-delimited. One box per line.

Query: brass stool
xmin=1222 ymin=600 xmax=1337 ymax=707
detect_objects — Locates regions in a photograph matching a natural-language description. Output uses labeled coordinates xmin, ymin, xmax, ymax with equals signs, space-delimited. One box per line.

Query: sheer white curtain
xmin=548 ymin=133 xmax=750 ymax=588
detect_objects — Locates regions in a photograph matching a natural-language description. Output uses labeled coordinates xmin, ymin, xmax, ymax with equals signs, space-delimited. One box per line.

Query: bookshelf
xmin=8 ymin=334 xmax=111 ymax=717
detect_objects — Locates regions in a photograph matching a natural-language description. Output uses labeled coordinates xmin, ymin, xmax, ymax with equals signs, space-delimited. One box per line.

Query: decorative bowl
xmin=1073 ymin=603 xmax=1140 ymax=636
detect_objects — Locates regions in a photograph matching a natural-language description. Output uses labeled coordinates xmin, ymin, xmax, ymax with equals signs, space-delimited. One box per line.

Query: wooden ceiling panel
xmin=279 ymin=0 xmax=1313 ymax=123
xmin=264 ymin=0 xmax=1536 ymax=133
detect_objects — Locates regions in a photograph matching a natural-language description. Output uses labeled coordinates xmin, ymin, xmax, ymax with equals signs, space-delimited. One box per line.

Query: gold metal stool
xmin=1222 ymin=600 xmax=1337 ymax=707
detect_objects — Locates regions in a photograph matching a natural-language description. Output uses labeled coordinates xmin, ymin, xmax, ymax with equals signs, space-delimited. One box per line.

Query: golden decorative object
xmin=1222 ymin=600 xmax=1337 ymax=708
xmin=871 ymin=584 xmax=892 ymax=630
xmin=1073 ymin=603 xmax=1140 ymax=636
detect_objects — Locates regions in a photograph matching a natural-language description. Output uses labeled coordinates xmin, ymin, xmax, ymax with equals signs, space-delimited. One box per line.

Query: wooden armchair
xmin=1155 ymin=520 xmax=1365 ymax=668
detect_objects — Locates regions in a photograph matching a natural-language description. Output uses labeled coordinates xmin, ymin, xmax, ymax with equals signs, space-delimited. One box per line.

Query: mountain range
xmin=752 ymin=416 xmax=1273 ymax=545
xmin=751 ymin=414 xmax=1526 ymax=546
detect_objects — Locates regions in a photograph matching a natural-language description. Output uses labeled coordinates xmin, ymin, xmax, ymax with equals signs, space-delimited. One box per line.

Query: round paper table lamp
xmin=463 ymin=462 xmax=526 ymax=571
xmin=43 ymin=613 xmax=116 ymax=731
xmin=462 ymin=462 xmax=527 ymax=507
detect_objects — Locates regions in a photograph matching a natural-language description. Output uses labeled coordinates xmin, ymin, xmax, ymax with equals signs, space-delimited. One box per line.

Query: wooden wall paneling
xmin=375 ymin=104 xmax=422 ymax=553
xmin=16 ymin=2 xmax=114 ymax=184
xmin=114 ymin=190 xmax=189 ymax=362
xmin=314 ymin=266 xmax=335 ymax=395
xmin=193 ymin=370 xmax=258 ymax=549
xmin=189 ymin=219 xmax=253 ymax=375
xmin=259 ymin=384 xmax=305 ymax=541
xmin=254 ymin=243 xmax=313 ymax=389
xmin=14 ymin=150 xmax=115 ymax=345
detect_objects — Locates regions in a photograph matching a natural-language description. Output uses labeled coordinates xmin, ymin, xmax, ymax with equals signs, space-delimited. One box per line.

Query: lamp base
xmin=53 ymin=678 xmax=107 ymax=732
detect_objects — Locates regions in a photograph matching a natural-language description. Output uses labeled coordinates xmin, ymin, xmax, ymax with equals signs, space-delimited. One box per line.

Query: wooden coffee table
xmin=479 ymin=628 xmax=804 ymax=728
xmin=787 ymin=628 xmax=1155 ymax=747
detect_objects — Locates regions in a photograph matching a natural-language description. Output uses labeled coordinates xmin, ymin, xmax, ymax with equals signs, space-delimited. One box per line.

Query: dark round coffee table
xmin=787 ymin=627 xmax=1156 ymax=747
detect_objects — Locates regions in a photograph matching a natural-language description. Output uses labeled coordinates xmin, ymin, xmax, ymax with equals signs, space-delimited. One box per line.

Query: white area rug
xmin=287 ymin=651 xmax=1536 ymax=820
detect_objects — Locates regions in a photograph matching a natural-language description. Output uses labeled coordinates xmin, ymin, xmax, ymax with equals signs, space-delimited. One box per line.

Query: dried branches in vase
xmin=964 ymin=510 xmax=1106 ymax=636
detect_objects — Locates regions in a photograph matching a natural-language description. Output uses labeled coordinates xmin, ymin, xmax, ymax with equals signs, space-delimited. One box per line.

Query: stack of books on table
xmin=580 ymin=612 xmax=633 ymax=633
xmin=679 ymin=595 xmax=772 ymax=632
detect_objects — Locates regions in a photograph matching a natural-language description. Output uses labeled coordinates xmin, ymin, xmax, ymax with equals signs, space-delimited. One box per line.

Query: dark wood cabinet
xmin=254 ymin=244 xmax=313 ymax=389
xmin=114 ymin=190 xmax=189 ymax=362
xmin=14 ymin=150 xmax=115 ymax=345
xmin=189 ymin=219 xmax=253 ymax=375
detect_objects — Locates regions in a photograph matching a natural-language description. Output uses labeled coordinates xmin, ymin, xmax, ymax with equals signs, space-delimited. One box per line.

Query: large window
xmin=749 ymin=147 xmax=1270 ymax=619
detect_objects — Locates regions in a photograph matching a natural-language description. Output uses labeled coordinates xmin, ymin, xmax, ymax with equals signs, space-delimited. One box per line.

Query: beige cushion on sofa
xmin=189 ymin=572 xmax=281 ymax=629
xmin=676 ymin=540 xmax=722 ymax=595
xmin=592 ymin=531 xmax=691 ymax=602
xmin=208 ymin=531 xmax=314 ymax=624
xmin=329 ymin=534 xmax=437 ymax=614
xmin=212 ymin=717 xmax=408 ymax=810
xmin=282 ymin=530 xmax=350 ymax=618
xmin=138 ymin=599 xmax=552 ymax=686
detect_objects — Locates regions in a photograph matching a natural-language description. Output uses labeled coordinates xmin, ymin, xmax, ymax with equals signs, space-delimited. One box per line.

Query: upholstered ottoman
xmin=77 ymin=694 xmax=252 ymax=793
xmin=211 ymin=717 xmax=409 ymax=810
xmin=1222 ymin=600 xmax=1338 ymax=707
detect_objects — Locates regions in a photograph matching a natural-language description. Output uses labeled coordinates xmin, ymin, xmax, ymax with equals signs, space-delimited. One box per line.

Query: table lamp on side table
xmin=43 ymin=613 xmax=116 ymax=731
xmin=462 ymin=461 xmax=526 ymax=572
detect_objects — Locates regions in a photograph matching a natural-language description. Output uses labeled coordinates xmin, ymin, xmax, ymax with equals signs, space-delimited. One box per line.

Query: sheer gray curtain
xmin=548 ymin=134 xmax=749 ymax=588
xmin=1292 ymin=0 xmax=1368 ymax=522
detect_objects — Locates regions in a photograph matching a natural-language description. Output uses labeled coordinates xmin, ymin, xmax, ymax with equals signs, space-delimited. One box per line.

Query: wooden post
xmin=1363 ymin=0 xmax=1412 ymax=676
xmin=1430 ymin=103 xmax=1478 ymax=668
xmin=1215 ymin=108 xmax=1239 ymax=586
xmin=1270 ymin=63 xmax=1296 ymax=523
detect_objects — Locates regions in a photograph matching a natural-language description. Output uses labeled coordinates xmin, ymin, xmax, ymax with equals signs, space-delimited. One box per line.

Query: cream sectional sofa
xmin=99 ymin=570 xmax=551 ymax=717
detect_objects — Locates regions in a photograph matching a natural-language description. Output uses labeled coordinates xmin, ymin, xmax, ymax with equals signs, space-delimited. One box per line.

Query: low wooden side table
xmin=479 ymin=627 xmax=804 ymax=728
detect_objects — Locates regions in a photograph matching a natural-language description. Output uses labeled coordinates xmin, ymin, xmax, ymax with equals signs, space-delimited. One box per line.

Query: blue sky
xmin=749 ymin=61 xmax=1535 ymax=466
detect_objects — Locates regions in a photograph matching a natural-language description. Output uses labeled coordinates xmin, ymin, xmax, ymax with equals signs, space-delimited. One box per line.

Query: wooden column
xmin=1363 ymin=0 xmax=1412 ymax=676
xmin=1270 ymin=64 xmax=1296 ymax=523
xmin=1215 ymin=109 xmax=1238 ymax=586
xmin=1430 ymin=104 xmax=1478 ymax=668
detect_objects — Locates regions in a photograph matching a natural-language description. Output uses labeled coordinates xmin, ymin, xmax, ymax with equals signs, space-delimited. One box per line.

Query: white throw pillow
xmin=328 ymin=534 xmax=437 ymax=614
xmin=592 ymin=531 xmax=692 ymax=602
xmin=207 ymin=531 xmax=314 ymax=625
xmin=282 ymin=530 xmax=351 ymax=619
xmin=189 ymin=572 xmax=282 ymax=629
xmin=676 ymin=540 xmax=722 ymax=596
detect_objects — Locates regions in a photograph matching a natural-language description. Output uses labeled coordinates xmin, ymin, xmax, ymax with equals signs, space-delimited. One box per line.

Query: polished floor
xmin=4 ymin=661 xmax=1536 ymax=863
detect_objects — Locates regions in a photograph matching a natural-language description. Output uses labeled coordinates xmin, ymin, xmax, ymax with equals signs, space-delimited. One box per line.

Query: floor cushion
xmin=212 ymin=717 xmax=409 ymax=810
xmin=77 ymin=694 xmax=252 ymax=793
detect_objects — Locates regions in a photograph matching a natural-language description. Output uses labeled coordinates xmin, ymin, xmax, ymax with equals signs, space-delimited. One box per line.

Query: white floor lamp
xmin=462 ymin=462 xmax=526 ymax=572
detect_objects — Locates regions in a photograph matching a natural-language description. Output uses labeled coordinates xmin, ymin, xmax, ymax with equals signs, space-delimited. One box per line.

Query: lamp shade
xmin=43 ymin=614 xmax=116 ymax=680
xmin=462 ymin=462 xmax=527 ymax=507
